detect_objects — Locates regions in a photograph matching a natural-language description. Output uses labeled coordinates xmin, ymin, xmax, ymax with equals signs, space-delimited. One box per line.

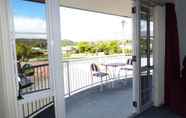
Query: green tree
xmin=77 ymin=41 xmax=91 ymax=53
xmin=96 ymin=41 xmax=107 ymax=52
xmin=140 ymin=38 xmax=147 ymax=56
xmin=16 ymin=43 xmax=32 ymax=61
xmin=107 ymin=40 xmax=122 ymax=54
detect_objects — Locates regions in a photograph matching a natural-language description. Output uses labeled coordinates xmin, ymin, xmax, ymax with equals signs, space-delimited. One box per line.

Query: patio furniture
xmin=102 ymin=63 xmax=126 ymax=78
xmin=90 ymin=63 xmax=110 ymax=91
xmin=118 ymin=59 xmax=133 ymax=79
xmin=102 ymin=63 xmax=126 ymax=87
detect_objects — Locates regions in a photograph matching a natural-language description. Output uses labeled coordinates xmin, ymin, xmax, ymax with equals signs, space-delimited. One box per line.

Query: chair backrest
xmin=90 ymin=63 xmax=99 ymax=72
xmin=126 ymin=59 xmax=133 ymax=65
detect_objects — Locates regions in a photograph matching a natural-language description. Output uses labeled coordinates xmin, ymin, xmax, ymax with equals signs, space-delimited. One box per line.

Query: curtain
xmin=153 ymin=6 xmax=165 ymax=107
xmin=165 ymin=3 xmax=181 ymax=114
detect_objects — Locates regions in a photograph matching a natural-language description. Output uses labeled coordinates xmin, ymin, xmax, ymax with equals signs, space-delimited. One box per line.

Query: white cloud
xmin=14 ymin=16 xmax=46 ymax=38
xmin=15 ymin=33 xmax=47 ymax=39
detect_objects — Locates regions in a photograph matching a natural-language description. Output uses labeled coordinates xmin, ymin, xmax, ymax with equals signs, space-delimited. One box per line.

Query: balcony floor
xmin=34 ymin=79 xmax=181 ymax=118
xmin=66 ymin=84 xmax=133 ymax=118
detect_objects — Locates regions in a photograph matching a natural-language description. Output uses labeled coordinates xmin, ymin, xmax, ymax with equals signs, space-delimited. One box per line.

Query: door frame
xmin=133 ymin=0 xmax=154 ymax=114
xmin=7 ymin=0 xmax=65 ymax=118
xmin=132 ymin=0 xmax=141 ymax=114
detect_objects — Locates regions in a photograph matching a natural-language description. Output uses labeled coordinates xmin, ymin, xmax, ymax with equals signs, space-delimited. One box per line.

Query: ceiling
xmin=60 ymin=0 xmax=175 ymax=17
xmin=60 ymin=0 xmax=133 ymax=17
xmin=28 ymin=0 xmax=175 ymax=17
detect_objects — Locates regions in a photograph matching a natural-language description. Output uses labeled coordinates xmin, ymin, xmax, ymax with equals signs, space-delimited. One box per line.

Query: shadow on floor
xmin=34 ymin=105 xmax=55 ymax=118
xmin=134 ymin=106 xmax=182 ymax=118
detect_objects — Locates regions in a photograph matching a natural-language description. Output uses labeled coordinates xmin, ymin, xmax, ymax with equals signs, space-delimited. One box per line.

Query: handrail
xmin=21 ymin=63 xmax=50 ymax=95
xmin=62 ymin=54 xmax=129 ymax=63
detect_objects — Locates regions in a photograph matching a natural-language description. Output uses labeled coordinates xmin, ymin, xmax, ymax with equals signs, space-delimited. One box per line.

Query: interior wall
xmin=175 ymin=0 xmax=186 ymax=65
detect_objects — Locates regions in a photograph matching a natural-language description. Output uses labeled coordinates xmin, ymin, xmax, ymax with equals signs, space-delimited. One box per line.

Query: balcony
xmin=19 ymin=55 xmax=134 ymax=118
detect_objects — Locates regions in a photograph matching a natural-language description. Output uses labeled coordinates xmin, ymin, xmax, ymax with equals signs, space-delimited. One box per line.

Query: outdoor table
xmin=101 ymin=63 xmax=126 ymax=87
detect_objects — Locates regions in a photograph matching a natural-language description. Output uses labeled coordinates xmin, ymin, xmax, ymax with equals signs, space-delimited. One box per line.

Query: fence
xmin=22 ymin=96 xmax=54 ymax=118
xmin=21 ymin=64 xmax=50 ymax=95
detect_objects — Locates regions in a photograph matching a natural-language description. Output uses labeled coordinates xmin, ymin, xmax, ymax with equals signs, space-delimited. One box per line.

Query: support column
xmin=47 ymin=0 xmax=65 ymax=118
xmin=0 ymin=0 xmax=19 ymax=118
xmin=152 ymin=6 xmax=166 ymax=107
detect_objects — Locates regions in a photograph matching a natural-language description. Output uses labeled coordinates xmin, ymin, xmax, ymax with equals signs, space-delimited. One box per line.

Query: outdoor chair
xmin=118 ymin=59 xmax=133 ymax=79
xmin=90 ymin=63 xmax=110 ymax=91
xmin=17 ymin=62 xmax=34 ymax=99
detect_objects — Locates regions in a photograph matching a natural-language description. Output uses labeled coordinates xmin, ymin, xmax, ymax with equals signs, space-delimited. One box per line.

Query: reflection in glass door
xmin=139 ymin=7 xmax=154 ymax=111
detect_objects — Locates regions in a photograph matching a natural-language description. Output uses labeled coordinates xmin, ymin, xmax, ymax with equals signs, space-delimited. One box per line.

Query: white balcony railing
xmin=20 ymin=54 xmax=133 ymax=118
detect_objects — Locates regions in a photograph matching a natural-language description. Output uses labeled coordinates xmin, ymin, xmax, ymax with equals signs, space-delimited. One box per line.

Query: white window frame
xmin=47 ymin=0 xmax=65 ymax=118
xmin=0 ymin=0 xmax=65 ymax=118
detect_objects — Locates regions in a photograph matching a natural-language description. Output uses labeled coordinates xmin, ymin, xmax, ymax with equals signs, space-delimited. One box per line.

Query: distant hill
xmin=16 ymin=38 xmax=47 ymax=49
xmin=16 ymin=38 xmax=77 ymax=47
xmin=61 ymin=39 xmax=76 ymax=46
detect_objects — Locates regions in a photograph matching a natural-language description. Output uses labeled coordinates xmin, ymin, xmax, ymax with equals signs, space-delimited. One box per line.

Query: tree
xmin=96 ymin=41 xmax=107 ymax=52
xmin=140 ymin=38 xmax=147 ymax=57
xmin=77 ymin=41 xmax=91 ymax=53
xmin=105 ymin=40 xmax=122 ymax=54
xmin=16 ymin=43 xmax=32 ymax=62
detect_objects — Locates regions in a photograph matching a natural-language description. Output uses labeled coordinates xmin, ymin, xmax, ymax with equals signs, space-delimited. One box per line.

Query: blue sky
xmin=11 ymin=0 xmax=133 ymax=41
xmin=11 ymin=0 xmax=46 ymax=19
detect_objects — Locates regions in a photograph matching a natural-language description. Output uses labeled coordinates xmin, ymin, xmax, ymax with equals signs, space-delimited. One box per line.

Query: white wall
xmin=175 ymin=0 xmax=186 ymax=65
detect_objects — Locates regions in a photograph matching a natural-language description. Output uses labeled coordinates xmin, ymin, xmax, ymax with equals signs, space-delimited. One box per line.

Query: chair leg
xmin=118 ymin=69 xmax=121 ymax=80
xmin=100 ymin=77 xmax=103 ymax=92
xmin=125 ymin=70 xmax=127 ymax=79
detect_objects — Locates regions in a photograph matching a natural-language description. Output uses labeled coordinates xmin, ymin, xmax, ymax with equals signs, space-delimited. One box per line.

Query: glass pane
xmin=140 ymin=19 xmax=148 ymax=68
xmin=139 ymin=10 xmax=153 ymax=108
xmin=11 ymin=0 xmax=50 ymax=95
xmin=150 ymin=22 xmax=154 ymax=67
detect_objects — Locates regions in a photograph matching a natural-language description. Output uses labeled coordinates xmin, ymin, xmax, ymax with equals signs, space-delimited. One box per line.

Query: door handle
xmin=132 ymin=56 xmax=137 ymax=64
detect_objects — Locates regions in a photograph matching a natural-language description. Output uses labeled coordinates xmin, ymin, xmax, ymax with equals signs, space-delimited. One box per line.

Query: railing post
xmin=66 ymin=61 xmax=71 ymax=96
xmin=90 ymin=70 xmax=93 ymax=85
xmin=18 ymin=104 xmax=24 ymax=118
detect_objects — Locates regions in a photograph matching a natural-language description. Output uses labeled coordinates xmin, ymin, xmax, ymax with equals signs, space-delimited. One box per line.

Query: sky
xmin=11 ymin=0 xmax=133 ymax=41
